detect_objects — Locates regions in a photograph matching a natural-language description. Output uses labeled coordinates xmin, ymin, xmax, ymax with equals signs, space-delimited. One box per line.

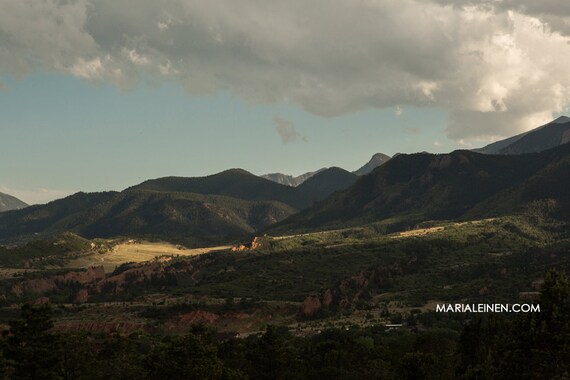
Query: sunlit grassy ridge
xmin=172 ymin=216 xmax=569 ymax=305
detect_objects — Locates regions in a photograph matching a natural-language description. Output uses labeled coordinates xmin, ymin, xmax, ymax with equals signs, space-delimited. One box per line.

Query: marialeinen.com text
xmin=436 ymin=303 xmax=540 ymax=313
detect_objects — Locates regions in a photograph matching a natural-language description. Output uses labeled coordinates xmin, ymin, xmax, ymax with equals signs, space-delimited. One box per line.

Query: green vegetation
xmin=0 ymin=270 xmax=567 ymax=379
xmin=0 ymin=233 xmax=95 ymax=268
xmin=0 ymin=190 xmax=296 ymax=247
xmin=0 ymin=144 xmax=569 ymax=377
xmin=170 ymin=216 xmax=568 ymax=305
xmin=269 ymin=143 xmax=570 ymax=234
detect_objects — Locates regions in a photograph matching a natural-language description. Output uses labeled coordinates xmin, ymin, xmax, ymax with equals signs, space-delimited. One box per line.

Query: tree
xmin=4 ymin=304 xmax=61 ymax=380
xmin=456 ymin=270 xmax=570 ymax=379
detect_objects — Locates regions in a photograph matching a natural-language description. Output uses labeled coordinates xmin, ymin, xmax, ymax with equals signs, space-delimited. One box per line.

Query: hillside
xmin=129 ymin=168 xmax=358 ymax=210
xmin=0 ymin=190 xmax=296 ymax=245
xmin=268 ymin=143 xmax=570 ymax=233
xmin=476 ymin=116 xmax=570 ymax=154
xmin=0 ymin=192 xmax=28 ymax=212
xmin=0 ymin=167 xmax=365 ymax=244
xmin=128 ymin=169 xmax=307 ymax=208
xmin=296 ymin=167 xmax=358 ymax=202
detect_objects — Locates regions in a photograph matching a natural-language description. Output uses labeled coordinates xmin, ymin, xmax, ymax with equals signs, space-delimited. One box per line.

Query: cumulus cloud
xmin=1 ymin=0 xmax=570 ymax=143
xmin=273 ymin=116 xmax=306 ymax=144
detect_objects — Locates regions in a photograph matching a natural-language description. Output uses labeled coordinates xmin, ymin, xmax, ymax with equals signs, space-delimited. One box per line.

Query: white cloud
xmin=1 ymin=0 xmax=570 ymax=143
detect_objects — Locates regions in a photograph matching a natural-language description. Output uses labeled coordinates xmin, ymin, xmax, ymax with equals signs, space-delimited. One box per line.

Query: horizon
xmin=2 ymin=1 xmax=570 ymax=204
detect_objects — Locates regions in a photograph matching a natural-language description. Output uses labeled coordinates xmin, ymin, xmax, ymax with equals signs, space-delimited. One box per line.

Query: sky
xmin=1 ymin=0 xmax=570 ymax=204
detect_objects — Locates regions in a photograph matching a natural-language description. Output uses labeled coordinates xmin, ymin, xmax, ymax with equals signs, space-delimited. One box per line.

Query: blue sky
xmin=0 ymin=72 xmax=454 ymax=203
xmin=1 ymin=1 xmax=569 ymax=204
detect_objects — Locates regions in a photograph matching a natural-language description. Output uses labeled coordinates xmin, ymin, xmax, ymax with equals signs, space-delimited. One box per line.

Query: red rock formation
xmin=10 ymin=266 xmax=106 ymax=297
xmin=179 ymin=310 xmax=219 ymax=324
xmin=251 ymin=237 xmax=261 ymax=249
xmin=34 ymin=296 xmax=50 ymax=305
xmin=97 ymin=262 xmax=166 ymax=292
xmin=300 ymin=296 xmax=321 ymax=317
xmin=231 ymin=236 xmax=263 ymax=252
xmin=11 ymin=278 xmax=57 ymax=297
xmin=73 ymin=289 xmax=89 ymax=303
xmin=322 ymin=289 xmax=334 ymax=307
xmin=354 ymin=272 xmax=369 ymax=288
xmin=58 ymin=266 xmax=105 ymax=284
xmin=53 ymin=321 xmax=153 ymax=335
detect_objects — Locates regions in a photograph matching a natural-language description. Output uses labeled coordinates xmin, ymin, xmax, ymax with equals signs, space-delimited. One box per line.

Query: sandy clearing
xmin=391 ymin=218 xmax=497 ymax=239
xmin=67 ymin=242 xmax=231 ymax=272
xmin=394 ymin=226 xmax=446 ymax=238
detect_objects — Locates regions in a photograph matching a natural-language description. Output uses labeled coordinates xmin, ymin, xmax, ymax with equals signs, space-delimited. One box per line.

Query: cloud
xmin=1 ymin=0 xmax=570 ymax=143
xmin=0 ymin=186 xmax=74 ymax=205
xmin=273 ymin=116 xmax=305 ymax=144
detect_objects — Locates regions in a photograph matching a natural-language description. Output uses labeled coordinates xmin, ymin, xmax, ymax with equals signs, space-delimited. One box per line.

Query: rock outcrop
xmin=300 ymin=296 xmax=322 ymax=317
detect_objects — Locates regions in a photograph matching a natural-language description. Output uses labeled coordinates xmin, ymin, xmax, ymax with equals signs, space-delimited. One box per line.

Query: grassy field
xmin=66 ymin=241 xmax=232 ymax=272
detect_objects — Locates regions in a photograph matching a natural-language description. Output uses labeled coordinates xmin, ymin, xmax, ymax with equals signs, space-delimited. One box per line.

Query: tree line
xmin=0 ymin=270 xmax=567 ymax=379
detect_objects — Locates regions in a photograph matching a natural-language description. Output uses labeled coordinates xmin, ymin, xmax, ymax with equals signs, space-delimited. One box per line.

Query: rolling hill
xmin=128 ymin=168 xmax=358 ymax=210
xmin=128 ymin=169 xmax=306 ymax=208
xmin=0 ymin=190 xmax=296 ymax=245
xmin=0 ymin=192 xmax=28 ymax=212
xmin=0 ymin=167 xmax=362 ymax=244
xmin=296 ymin=167 xmax=358 ymax=202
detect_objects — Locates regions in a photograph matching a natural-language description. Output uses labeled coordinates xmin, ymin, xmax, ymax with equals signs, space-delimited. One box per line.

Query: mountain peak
xmin=261 ymin=168 xmax=327 ymax=187
xmin=0 ymin=192 xmax=28 ymax=212
xmin=353 ymin=153 xmax=391 ymax=176
xmin=552 ymin=115 xmax=570 ymax=124
xmin=475 ymin=116 xmax=570 ymax=155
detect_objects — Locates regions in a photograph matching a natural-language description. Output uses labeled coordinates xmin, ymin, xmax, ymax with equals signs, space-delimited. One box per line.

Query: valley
xmin=0 ymin=118 xmax=569 ymax=378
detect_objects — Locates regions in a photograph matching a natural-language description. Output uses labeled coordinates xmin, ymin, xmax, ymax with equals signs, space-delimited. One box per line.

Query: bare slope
xmin=0 ymin=192 xmax=28 ymax=212
xmin=475 ymin=116 xmax=570 ymax=154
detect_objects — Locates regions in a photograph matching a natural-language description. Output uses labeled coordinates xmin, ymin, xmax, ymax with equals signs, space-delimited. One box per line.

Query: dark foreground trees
xmin=0 ymin=270 xmax=567 ymax=379
xmin=456 ymin=270 xmax=570 ymax=379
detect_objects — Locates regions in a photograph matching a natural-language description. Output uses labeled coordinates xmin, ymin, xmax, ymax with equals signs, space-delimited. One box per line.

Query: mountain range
xmin=0 ymin=167 xmax=358 ymax=244
xmin=261 ymin=152 xmax=391 ymax=187
xmin=0 ymin=192 xmax=27 ymax=212
xmin=261 ymin=169 xmax=326 ymax=187
xmin=1 ymin=116 xmax=568 ymax=244
xmin=269 ymin=141 xmax=570 ymax=234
